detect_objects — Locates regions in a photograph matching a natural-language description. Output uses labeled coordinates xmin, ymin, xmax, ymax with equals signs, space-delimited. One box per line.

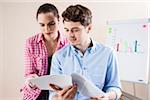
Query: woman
xmin=21 ymin=3 xmax=67 ymax=100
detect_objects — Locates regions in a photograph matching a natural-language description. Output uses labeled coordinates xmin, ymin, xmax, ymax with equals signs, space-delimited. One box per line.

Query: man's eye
xmin=72 ymin=29 xmax=80 ymax=32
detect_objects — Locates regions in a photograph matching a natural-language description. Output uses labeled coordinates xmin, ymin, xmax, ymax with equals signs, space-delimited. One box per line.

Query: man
xmin=49 ymin=4 xmax=122 ymax=100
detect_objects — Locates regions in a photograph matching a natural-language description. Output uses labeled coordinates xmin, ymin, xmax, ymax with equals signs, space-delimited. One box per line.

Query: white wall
xmin=0 ymin=4 xmax=3 ymax=98
xmin=51 ymin=2 xmax=148 ymax=44
xmin=0 ymin=1 xmax=149 ymax=99
xmin=1 ymin=3 xmax=39 ymax=99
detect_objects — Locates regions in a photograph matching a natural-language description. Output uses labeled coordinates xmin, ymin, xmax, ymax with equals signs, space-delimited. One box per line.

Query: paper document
xmin=29 ymin=75 xmax=72 ymax=90
xmin=71 ymin=73 xmax=105 ymax=97
xmin=29 ymin=73 xmax=105 ymax=97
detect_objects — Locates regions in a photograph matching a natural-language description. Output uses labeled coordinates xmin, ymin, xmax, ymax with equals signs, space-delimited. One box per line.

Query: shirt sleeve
xmin=50 ymin=52 xmax=63 ymax=75
xmin=49 ymin=52 xmax=63 ymax=99
xmin=24 ymin=39 xmax=37 ymax=77
xmin=103 ymin=50 xmax=122 ymax=99
xmin=21 ymin=39 xmax=41 ymax=100
xmin=21 ymin=85 xmax=41 ymax=100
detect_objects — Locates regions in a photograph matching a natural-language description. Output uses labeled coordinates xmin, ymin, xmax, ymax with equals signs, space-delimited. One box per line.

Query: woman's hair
xmin=36 ymin=3 xmax=59 ymax=20
xmin=62 ymin=4 xmax=92 ymax=27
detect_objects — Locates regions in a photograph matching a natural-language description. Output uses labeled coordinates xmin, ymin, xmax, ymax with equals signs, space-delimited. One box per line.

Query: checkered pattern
xmin=20 ymin=33 xmax=67 ymax=100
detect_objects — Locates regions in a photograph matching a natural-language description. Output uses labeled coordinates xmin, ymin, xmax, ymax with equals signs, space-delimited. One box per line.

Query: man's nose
xmin=68 ymin=31 xmax=75 ymax=37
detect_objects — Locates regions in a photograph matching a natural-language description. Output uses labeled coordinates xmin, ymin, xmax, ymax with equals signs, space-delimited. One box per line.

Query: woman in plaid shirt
xmin=21 ymin=3 xmax=67 ymax=100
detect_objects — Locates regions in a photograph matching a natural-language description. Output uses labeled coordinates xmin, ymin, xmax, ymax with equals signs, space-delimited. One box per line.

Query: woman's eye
xmin=40 ymin=24 xmax=45 ymax=27
xmin=48 ymin=22 xmax=55 ymax=26
xmin=65 ymin=29 xmax=69 ymax=32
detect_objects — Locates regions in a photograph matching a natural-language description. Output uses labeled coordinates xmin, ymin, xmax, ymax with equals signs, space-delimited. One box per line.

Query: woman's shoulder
xmin=26 ymin=33 xmax=42 ymax=44
xmin=58 ymin=32 xmax=69 ymax=49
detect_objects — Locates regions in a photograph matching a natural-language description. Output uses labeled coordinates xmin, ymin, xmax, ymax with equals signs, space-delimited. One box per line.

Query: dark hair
xmin=62 ymin=4 xmax=92 ymax=27
xmin=36 ymin=3 xmax=59 ymax=20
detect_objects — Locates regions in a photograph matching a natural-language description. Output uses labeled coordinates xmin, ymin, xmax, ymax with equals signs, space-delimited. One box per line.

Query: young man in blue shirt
xmin=49 ymin=4 xmax=122 ymax=100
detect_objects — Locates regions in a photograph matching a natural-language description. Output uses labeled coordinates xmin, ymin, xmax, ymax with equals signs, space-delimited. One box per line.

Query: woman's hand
xmin=25 ymin=74 xmax=39 ymax=89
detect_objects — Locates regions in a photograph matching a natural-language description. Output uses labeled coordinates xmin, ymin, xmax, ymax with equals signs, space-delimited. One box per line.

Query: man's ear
xmin=87 ymin=24 xmax=92 ymax=33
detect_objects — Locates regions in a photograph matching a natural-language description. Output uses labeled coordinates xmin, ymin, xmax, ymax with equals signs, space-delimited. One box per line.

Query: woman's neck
xmin=44 ymin=32 xmax=59 ymax=44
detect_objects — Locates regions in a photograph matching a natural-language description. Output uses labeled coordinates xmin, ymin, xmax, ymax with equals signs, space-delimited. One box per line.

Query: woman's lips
xmin=46 ymin=32 xmax=52 ymax=35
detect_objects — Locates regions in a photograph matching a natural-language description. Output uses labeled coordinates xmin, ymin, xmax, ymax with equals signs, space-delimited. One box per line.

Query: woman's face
xmin=37 ymin=12 xmax=59 ymax=40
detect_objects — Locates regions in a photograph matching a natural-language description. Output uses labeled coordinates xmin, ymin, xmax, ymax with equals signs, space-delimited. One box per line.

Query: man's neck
xmin=76 ymin=38 xmax=92 ymax=54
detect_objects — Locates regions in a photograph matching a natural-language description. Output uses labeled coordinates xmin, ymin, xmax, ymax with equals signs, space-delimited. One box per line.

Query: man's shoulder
xmin=54 ymin=44 xmax=71 ymax=56
xmin=95 ymin=42 xmax=112 ymax=50
xmin=95 ymin=41 xmax=114 ymax=53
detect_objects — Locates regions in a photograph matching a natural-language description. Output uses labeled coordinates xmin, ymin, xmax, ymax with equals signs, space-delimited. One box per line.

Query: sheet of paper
xmin=29 ymin=75 xmax=72 ymax=90
xmin=71 ymin=73 xmax=106 ymax=97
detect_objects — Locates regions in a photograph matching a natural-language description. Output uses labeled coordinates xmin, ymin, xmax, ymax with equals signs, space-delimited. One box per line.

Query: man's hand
xmin=90 ymin=91 xmax=117 ymax=100
xmin=90 ymin=96 xmax=109 ymax=100
xmin=49 ymin=84 xmax=77 ymax=100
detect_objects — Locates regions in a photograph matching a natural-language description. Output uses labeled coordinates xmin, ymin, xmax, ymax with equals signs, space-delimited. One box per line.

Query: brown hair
xmin=62 ymin=4 xmax=92 ymax=27
xmin=36 ymin=3 xmax=59 ymax=20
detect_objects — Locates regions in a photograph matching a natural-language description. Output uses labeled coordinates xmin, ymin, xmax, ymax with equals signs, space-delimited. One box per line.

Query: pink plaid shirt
xmin=21 ymin=32 xmax=67 ymax=100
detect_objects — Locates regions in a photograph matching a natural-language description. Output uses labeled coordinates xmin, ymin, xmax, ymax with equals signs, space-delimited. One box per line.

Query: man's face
xmin=64 ymin=21 xmax=90 ymax=47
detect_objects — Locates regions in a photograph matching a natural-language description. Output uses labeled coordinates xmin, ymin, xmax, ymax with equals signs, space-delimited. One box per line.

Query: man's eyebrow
xmin=64 ymin=27 xmax=79 ymax=29
xmin=72 ymin=27 xmax=80 ymax=29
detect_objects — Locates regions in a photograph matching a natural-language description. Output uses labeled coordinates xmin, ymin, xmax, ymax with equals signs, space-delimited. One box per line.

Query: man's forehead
xmin=64 ymin=21 xmax=83 ymax=29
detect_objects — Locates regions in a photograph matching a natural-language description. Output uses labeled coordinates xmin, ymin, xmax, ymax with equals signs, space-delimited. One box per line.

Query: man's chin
xmin=70 ymin=43 xmax=80 ymax=47
xmin=69 ymin=42 xmax=76 ymax=45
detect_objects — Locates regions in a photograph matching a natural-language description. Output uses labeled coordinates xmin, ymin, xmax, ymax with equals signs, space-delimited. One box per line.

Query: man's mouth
xmin=70 ymin=38 xmax=76 ymax=41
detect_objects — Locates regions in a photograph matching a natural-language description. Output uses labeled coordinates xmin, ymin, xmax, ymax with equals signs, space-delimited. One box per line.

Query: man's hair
xmin=62 ymin=4 xmax=92 ymax=27
xmin=36 ymin=3 xmax=59 ymax=20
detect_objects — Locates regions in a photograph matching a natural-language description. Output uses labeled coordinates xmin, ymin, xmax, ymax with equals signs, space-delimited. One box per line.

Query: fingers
xmin=26 ymin=80 xmax=38 ymax=89
xmin=49 ymin=84 xmax=63 ymax=91
xmin=90 ymin=97 xmax=99 ymax=100
xmin=63 ymin=85 xmax=77 ymax=99
xmin=50 ymin=85 xmax=77 ymax=100
xmin=28 ymin=81 xmax=38 ymax=89
xmin=25 ymin=74 xmax=39 ymax=89
xmin=28 ymin=81 xmax=34 ymax=87
xmin=58 ymin=86 xmax=72 ymax=97
xmin=90 ymin=96 xmax=109 ymax=100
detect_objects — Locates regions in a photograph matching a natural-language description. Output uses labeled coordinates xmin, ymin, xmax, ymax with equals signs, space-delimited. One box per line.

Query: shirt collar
xmin=37 ymin=32 xmax=67 ymax=51
xmin=55 ymin=31 xmax=66 ymax=50
xmin=88 ymin=39 xmax=97 ymax=53
xmin=37 ymin=31 xmax=64 ymax=43
xmin=70 ymin=39 xmax=97 ymax=55
xmin=37 ymin=33 xmax=44 ymax=43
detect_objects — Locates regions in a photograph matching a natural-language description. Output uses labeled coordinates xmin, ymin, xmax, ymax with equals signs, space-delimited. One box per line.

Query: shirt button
xmin=83 ymin=67 xmax=86 ymax=70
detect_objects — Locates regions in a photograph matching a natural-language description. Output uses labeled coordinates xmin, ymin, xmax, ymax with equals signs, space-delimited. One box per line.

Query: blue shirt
xmin=49 ymin=40 xmax=121 ymax=100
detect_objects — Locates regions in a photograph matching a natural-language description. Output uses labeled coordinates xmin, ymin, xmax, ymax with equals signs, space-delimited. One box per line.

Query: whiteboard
xmin=106 ymin=18 xmax=150 ymax=84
